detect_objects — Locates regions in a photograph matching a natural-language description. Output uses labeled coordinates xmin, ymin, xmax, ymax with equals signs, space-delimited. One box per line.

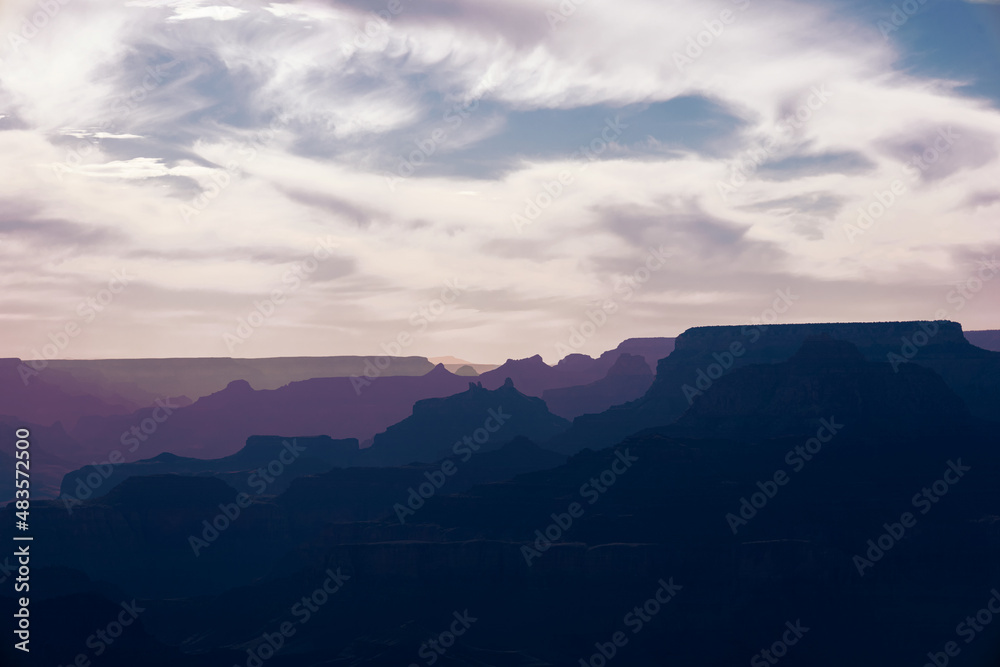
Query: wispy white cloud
xmin=0 ymin=0 xmax=998 ymax=362
xmin=125 ymin=0 xmax=248 ymax=21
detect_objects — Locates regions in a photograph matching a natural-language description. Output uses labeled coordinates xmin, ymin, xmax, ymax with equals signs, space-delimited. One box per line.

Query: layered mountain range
xmin=0 ymin=339 xmax=672 ymax=498
xmin=1 ymin=325 xmax=998 ymax=666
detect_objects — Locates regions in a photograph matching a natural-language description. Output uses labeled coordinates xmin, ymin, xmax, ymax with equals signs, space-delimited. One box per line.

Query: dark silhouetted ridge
xmin=365 ymin=378 xmax=570 ymax=465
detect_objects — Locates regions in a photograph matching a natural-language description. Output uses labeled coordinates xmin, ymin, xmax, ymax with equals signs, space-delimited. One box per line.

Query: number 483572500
xmin=14 ymin=429 xmax=30 ymax=523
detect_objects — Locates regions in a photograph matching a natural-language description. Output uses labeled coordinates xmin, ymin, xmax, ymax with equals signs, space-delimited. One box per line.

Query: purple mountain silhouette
xmin=0 ymin=358 xmax=139 ymax=428
xmin=542 ymin=352 xmax=655 ymax=420
xmin=34 ymin=355 xmax=436 ymax=404
xmin=965 ymin=329 xmax=1000 ymax=352
xmin=67 ymin=364 xmax=471 ymax=462
xmin=477 ymin=338 xmax=673 ymax=398
xmin=476 ymin=355 xmax=587 ymax=395
xmin=555 ymin=337 xmax=674 ymax=375
xmin=608 ymin=336 xmax=676 ymax=369
xmin=0 ymin=420 xmax=79 ymax=500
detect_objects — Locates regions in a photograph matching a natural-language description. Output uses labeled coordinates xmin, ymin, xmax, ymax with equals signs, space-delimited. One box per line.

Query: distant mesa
xmin=23 ymin=355 xmax=438 ymax=406
xmin=477 ymin=337 xmax=674 ymax=399
xmin=428 ymin=356 xmax=473 ymax=365
xmin=554 ymin=337 xmax=676 ymax=379
xmin=0 ymin=357 xmax=140 ymax=429
xmin=606 ymin=352 xmax=654 ymax=376
xmin=478 ymin=354 xmax=596 ymax=397
xmin=600 ymin=336 xmax=677 ymax=371
xmin=428 ymin=356 xmax=498 ymax=375
xmin=552 ymin=353 xmax=596 ymax=374
xmin=542 ymin=352 xmax=655 ymax=420
xmin=965 ymin=329 xmax=1000 ymax=352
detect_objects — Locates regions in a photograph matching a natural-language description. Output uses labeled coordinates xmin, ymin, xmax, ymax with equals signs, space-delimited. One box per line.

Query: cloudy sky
xmin=1 ymin=0 xmax=998 ymax=363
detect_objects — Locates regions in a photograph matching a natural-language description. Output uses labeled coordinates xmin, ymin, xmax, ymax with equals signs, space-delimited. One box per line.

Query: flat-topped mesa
xmin=657 ymin=320 xmax=982 ymax=414
xmin=547 ymin=320 xmax=996 ymax=455
xmin=671 ymin=320 xmax=966 ymax=357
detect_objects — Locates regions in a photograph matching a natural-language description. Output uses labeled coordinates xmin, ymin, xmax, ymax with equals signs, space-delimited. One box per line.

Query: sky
xmin=0 ymin=0 xmax=999 ymax=364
